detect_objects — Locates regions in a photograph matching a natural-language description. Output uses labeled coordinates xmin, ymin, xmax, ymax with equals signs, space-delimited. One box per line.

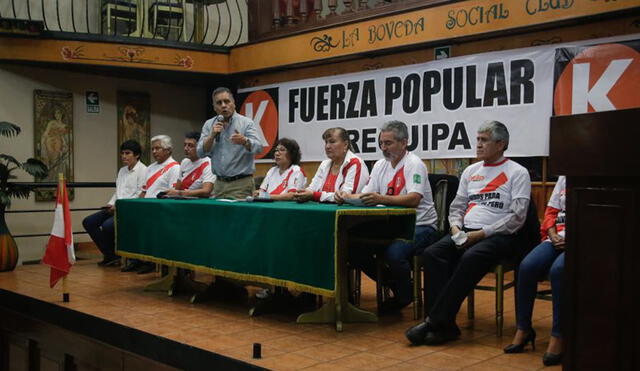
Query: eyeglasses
xmin=274 ymin=147 xmax=287 ymax=152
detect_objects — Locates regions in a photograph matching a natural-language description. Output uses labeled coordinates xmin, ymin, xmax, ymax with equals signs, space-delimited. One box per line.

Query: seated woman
xmin=505 ymin=176 xmax=566 ymax=366
xmin=254 ymin=138 xmax=306 ymax=200
xmin=294 ymin=127 xmax=369 ymax=203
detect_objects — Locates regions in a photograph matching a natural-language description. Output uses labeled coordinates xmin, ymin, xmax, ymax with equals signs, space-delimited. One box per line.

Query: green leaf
xmin=0 ymin=122 xmax=21 ymax=137
xmin=22 ymin=158 xmax=48 ymax=178
xmin=0 ymin=154 xmax=20 ymax=168
xmin=0 ymin=192 xmax=10 ymax=208
xmin=0 ymin=163 xmax=8 ymax=180
xmin=7 ymin=183 xmax=32 ymax=200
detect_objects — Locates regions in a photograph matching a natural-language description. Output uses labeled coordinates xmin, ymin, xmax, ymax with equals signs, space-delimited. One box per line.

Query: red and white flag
xmin=41 ymin=177 xmax=75 ymax=288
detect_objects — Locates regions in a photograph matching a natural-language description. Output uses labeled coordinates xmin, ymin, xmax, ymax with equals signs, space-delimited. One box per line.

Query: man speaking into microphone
xmin=197 ymin=87 xmax=263 ymax=199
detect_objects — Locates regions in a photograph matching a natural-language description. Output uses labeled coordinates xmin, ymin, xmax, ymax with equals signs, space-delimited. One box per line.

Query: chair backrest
xmin=253 ymin=176 xmax=265 ymax=191
xmin=432 ymin=179 xmax=448 ymax=234
xmin=427 ymin=174 xmax=460 ymax=234
xmin=514 ymin=198 xmax=541 ymax=261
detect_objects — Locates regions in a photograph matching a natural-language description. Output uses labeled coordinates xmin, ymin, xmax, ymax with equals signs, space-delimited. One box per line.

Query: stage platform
xmin=0 ymin=257 xmax=558 ymax=370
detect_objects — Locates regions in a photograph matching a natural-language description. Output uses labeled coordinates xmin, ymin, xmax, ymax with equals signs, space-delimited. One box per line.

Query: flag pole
xmin=59 ymin=173 xmax=70 ymax=303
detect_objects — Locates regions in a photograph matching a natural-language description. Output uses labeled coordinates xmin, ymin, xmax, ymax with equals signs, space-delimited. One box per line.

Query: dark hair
xmin=276 ymin=138 xmax=302 ymax=165
xmin=185 ymin=131 xmax=201 ymax=142
xmin=212 ymin=87 xmax=234 ymax=101
xmin=120 ymin=140 xmax=142 ymax=157
xmin=322 ymin=127 xmax=354 ymax=152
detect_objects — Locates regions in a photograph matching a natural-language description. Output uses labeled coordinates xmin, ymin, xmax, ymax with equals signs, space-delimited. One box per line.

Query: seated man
xmin=335 ymin=121 xmax=438 ymax=312
xmin=83 ymin=140 xmax=146 ymax=267
xmin=337 ymin=120 xmax=439 ymax=312
xmin=121 ymin=134 xmax=181 ymax=274
xmin=166 ymin=131 xmax=215 ymax=198
xmin=405 ymin=120 xmax=531 ymax=345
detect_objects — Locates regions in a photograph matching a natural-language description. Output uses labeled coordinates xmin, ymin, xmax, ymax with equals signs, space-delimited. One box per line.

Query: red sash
xmin=271 ymin=169 xmax=295 ymax=195
xmin=322 ymin=172 xmax=338 ymax=192
xmin=143 ymin=162 xmax=178 ymax=191
xmin=386 ymin=166 xmax=406 ymax=195
xmin=180 ymin=161 xmax=209 ymax=190
xmin=338 ymin=158 xmax=362 ymax=193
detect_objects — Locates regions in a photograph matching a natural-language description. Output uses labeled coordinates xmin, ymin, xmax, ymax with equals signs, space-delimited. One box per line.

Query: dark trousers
xmin=422 ymin=232 xmax=516 ymax=326
xmin=349 ymin=225 xmax=438 ymax=302
xmin=516 ymin=241 xmax=564 ymax=337
xmin=82 ymin=209 xmax=116 ymax=259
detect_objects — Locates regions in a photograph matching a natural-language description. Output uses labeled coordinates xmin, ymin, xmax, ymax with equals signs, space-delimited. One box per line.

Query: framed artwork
xmin=34 ymin=90 xmax=74 ymax=201
xmin=117 ymin=91 xmax=151 ymax=166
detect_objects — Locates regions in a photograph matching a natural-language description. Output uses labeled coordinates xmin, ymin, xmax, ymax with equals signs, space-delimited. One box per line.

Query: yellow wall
xmin=1 ymin=64 xmax=207 ymax=262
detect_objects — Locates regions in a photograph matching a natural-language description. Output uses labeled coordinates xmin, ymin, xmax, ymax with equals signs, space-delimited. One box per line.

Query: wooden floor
xmin=0 ymin=253 xmax=560 ymax=371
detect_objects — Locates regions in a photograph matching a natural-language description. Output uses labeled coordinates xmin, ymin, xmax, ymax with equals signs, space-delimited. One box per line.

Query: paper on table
xmin=344 ymin=197 xmax=367 ymax=207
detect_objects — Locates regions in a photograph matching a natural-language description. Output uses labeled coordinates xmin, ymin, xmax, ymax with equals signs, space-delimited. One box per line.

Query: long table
xmin=116 ymin=199 xmax=415 ymax=330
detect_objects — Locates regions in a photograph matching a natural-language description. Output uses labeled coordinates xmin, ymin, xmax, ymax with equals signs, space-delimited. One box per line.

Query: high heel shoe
xmin=542 ymin=352 xmax=562 ymax=366
xmin=503 ymin=329 xmax=536 ymax=353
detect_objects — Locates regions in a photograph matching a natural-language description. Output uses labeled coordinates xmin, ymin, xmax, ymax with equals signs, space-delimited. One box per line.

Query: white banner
xmin=241 ymin=47 xmax=556 ymax=161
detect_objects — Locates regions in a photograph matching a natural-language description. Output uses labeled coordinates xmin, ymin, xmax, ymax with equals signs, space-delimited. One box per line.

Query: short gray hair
xmin=380 ymin=120 xmax=408 ymax=141
xmin=212 ymin=87 xmax=234 ymax=101
xmin=151 ymin=135 xmax=172 ymax=150
xmin=478 ymin=120 xmax=509 ymax=150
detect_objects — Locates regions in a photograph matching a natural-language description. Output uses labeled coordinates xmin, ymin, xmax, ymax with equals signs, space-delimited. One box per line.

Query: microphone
xmin=213 ymin=114 xmax=224 ymax=142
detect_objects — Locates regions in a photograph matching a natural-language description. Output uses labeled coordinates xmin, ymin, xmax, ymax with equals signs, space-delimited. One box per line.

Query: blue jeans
xmin=349 ymin=225 xmax=438 ymax=303
xmin=516 ymin=240 xmax=564 ymax=337
xmin=82 ymin=209 xmax=116 ymax=259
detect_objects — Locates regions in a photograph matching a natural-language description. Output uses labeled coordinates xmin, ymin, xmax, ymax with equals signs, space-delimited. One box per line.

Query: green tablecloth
xmin=116 ymin=199 xmax=415 ymax=296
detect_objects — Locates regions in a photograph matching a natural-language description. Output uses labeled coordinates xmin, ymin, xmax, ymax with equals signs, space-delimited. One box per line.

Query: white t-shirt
xmin=179 ymin=157 xmax=215 ymax=190
xmin=307 ymin=150 xmax=369 ymax=202
xmin=259 ymin=165 xmax=307 ymax=195
xmin=142 ymin=157 xmax=181 ymax=198
xmin=547 ymin=176 xmax=566 ymax=238
xmin=107 ymin=161 xmax=147 ymax=205
xmin=363 ymin=152 xmax=437 ymax=227
xmin=459 ymin=159 xmax=530 ymax=229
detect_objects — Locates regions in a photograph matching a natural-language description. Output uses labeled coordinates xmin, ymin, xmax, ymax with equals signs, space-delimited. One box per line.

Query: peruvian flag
xmin=41 ymin=178 xmax=75 ymax=288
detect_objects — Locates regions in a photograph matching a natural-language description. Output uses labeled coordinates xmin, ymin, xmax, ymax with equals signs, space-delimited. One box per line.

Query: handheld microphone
xmin=213 ymin=114 xmax=224 ymax=142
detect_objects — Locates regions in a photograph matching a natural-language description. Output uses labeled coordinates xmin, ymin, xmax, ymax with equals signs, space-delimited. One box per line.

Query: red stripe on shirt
xmin=479 ymin=172 xmax=508 ymax=193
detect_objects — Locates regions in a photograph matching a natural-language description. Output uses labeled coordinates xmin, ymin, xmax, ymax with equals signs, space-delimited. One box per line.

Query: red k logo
xmin=554 ymin=43 xmax=640 ymax=115
xmin=240 ymin=90 xmax=279 ymax=159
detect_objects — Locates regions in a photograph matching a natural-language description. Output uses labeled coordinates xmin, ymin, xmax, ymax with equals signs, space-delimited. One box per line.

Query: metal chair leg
xmin=412 ymin=256 xmax=422 ymax=320
xmin=495 ymin=264 xmax=504 ymax=336
xmin=375 ymin=254 xmax=384 ymax=310
xmin=354 ymin=268 xmax=362 ymax=306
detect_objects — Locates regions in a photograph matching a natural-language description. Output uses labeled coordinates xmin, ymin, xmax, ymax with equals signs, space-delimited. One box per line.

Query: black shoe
xmin=136 ymin=263 xmax=156 ymax=274
xmin=121 ymin=261 xmax=141 ymax=272
xmin=504 ymin=329 xmax=536 ymax=353
xmin=542 ymin=352 xmax=562 ymax=366
xmin=405 ymin=320 xmax=432 ymax=345
xmin=422 ymin=321 xmax=461 ymax=346
xmin=101 ymin=256 xmax=120 ymax=267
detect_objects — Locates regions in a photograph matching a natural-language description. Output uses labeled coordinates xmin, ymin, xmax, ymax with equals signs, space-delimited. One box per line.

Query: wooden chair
xmin=466 ymin=199 xmax=540 ymax=336
xmin=148 ymin=0 xmax=186 ymax=41
xmin=101 ymin=0 xmax=138 ymax=36
xmin=412 ymin=174 xmax=459 ymax=319
xmin=349 ymin=174 xmax=458 ymax=317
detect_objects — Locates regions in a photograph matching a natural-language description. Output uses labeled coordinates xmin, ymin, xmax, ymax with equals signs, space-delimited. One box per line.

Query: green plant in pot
xmin=1 ymin=121 xmax=48 ymax=271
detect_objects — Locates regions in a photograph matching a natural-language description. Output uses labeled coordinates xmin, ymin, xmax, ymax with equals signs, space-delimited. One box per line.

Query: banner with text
xmin=240 ymin=47 xmax=555 ymax=161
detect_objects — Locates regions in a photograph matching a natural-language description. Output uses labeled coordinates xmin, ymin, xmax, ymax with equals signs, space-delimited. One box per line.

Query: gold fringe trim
xmin=335 ymin=208 xmax=416 ymax=217
xmin=116 ymin=250 xmax=334 ymax=297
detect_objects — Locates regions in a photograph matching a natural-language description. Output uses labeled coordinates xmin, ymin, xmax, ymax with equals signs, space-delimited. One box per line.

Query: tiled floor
xmin=0 ymin=255 xmax=560 ymax=371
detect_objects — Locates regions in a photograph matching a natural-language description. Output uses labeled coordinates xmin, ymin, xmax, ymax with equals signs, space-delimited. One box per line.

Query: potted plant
xmin=1 ymin=121 xmax=48 ymax=271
